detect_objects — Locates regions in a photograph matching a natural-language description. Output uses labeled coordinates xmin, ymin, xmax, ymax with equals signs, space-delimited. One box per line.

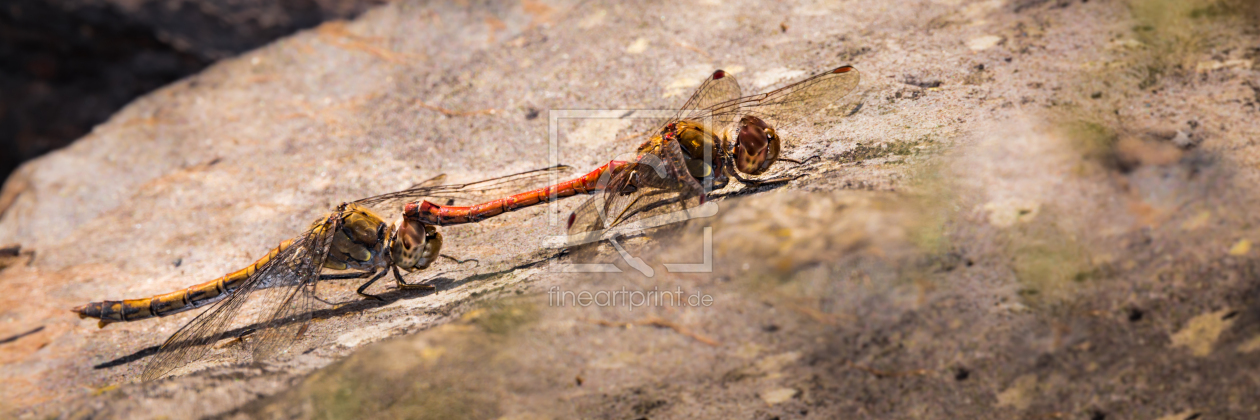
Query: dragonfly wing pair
xmin=142 ymin=221 xmax=335 ymax=381
xmin=354 ymin=166 xmax=571 ymax=211
xmin=669 ymin=69 xmax=743 ymax=133
xmin=729 ymin=66 xmax=861 ymax=148
xmin=565 ymin=67 xmax=861 ymax=238
xmin=640 ymin=65 xmax=860 ymax=147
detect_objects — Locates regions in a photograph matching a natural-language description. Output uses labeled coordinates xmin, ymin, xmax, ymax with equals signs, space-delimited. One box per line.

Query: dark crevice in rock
xmin=0 ymin=0 xmax=379 ymax=187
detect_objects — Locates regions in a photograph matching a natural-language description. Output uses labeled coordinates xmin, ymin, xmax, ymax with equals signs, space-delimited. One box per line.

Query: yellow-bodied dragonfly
xmin=73 ymin=166 xmax=568 ymax=381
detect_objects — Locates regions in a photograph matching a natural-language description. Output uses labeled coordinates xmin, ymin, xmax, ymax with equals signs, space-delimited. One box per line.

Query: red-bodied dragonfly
xmin=72 ymin=165 xmax=569 ymax=381
xmin=404 ymin=65 xmax=860 ymax=251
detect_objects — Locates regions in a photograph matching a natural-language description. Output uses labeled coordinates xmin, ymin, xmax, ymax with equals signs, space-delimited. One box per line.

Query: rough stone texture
xmin=2 ymin=0 xmax=1260 ymax=418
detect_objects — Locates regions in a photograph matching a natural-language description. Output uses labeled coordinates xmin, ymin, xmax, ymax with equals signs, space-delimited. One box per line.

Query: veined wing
xmin=141 ymin=216 xmax=338 ymax=381
xmin=407 ymin=173 xmax=447 ymax=190
xmin=617 ymin=69 xmax=743 ymax=150
xmin=355 ymin=165 xmax=573 ymax=210
xmin=249 ymin=218 xmax=337 ymax=364
xmin=702 ymin=65 xmax=860 ymax=140
xmin=667 ymin=69 xmax=743 ymax=134
xmin=566 ymin=140 xmax=705 ymax=240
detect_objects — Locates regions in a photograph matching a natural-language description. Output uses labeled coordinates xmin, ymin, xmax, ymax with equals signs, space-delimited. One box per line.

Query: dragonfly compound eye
xmin=390 ymin=217 xmax=425 ymax=268
xmin=390 ymin=217 xmax=442 ymax=271
xmin=733 ymin=116 xmax=776 ymax=175
xmin=761 ymin=127 xmax=781 ymax=173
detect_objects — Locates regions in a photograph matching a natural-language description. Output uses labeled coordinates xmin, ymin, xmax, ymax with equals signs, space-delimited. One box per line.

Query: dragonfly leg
xmin=355 ymin=270 xmax=392 ymax=301
xmin=730 ymin=168 xmax=803 ymax=187
xmin=318 ymin=271 xmax=375 ymax=281
xmin=310 ymin=270 xmax=376 ymax=306
xmin=393 ymin=265 xmax=436 ymax=291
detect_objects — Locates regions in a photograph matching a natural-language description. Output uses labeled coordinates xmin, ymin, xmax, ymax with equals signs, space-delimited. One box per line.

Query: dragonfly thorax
xmin=324 ymin=203 xmax=393 ymax=271
xmin=670 ymin=120 xmax=727 ymax=182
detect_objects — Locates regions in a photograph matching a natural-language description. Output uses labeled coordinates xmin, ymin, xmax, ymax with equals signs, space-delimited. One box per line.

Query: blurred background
xmin=0 ymin=0 xmax=380 ymax=186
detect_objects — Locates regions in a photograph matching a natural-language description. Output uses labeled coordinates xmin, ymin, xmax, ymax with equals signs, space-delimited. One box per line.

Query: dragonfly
xmin=72 ymin=165 xmax=569 ymax=381
xmin=404 ymin=65 xmax=860 ymax=242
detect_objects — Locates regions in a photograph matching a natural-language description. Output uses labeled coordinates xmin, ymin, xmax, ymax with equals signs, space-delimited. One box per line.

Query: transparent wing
xmin=628 ymin=66 xmax=857 ymax=155
xmin=249 ymin=219 xmax=336 ymax=362
xmin=567 ymin=140 xmax=704 ymax=236
xmin=617 ymin=69 xmax=743 ymax=151
xmin=709 ymin=66 xmax=860 ymax=143
xmin=567 ymin=67 xmax=857 ymax=235
xmin=742 ymin=65 xmax=859 ymax=127
xmin=140 ymin=219 xmax=336 ymax=381
xmin=407 ymin=173 xmax=448 ymax=190
xmin=355 ymin=165 xmax=573 ymax=210
xmin=669 ymin=69 xmax=742 ymax=133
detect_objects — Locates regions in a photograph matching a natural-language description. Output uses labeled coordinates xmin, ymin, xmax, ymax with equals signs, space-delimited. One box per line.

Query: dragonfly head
xmin=732 ymin=115 xmax=780 ymax=175
xmin=388 ymin=216 xmax=443 ymax=271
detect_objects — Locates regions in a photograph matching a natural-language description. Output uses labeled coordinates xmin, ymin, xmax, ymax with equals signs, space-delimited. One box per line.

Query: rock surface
xmin=2 ymin=0 xmax=1260 ymax=418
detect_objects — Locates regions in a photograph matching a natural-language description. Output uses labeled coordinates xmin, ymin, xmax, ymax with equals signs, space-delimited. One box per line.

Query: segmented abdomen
xmin=72 ymin=239 xmax=294 ymax=327
xmin=406 ymin=160 xmax=631 ymax=225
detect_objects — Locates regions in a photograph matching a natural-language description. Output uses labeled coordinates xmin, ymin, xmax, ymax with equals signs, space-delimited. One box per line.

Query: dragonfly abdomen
xmin=72 ymin=240 xmax=294 ymax=327
xmin=406 ymin=160 xmax=630 ymax=225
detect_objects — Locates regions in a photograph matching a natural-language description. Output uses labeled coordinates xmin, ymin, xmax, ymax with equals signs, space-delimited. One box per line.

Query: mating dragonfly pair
xmin=74 ymin=65 xmax=860 ymax=381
